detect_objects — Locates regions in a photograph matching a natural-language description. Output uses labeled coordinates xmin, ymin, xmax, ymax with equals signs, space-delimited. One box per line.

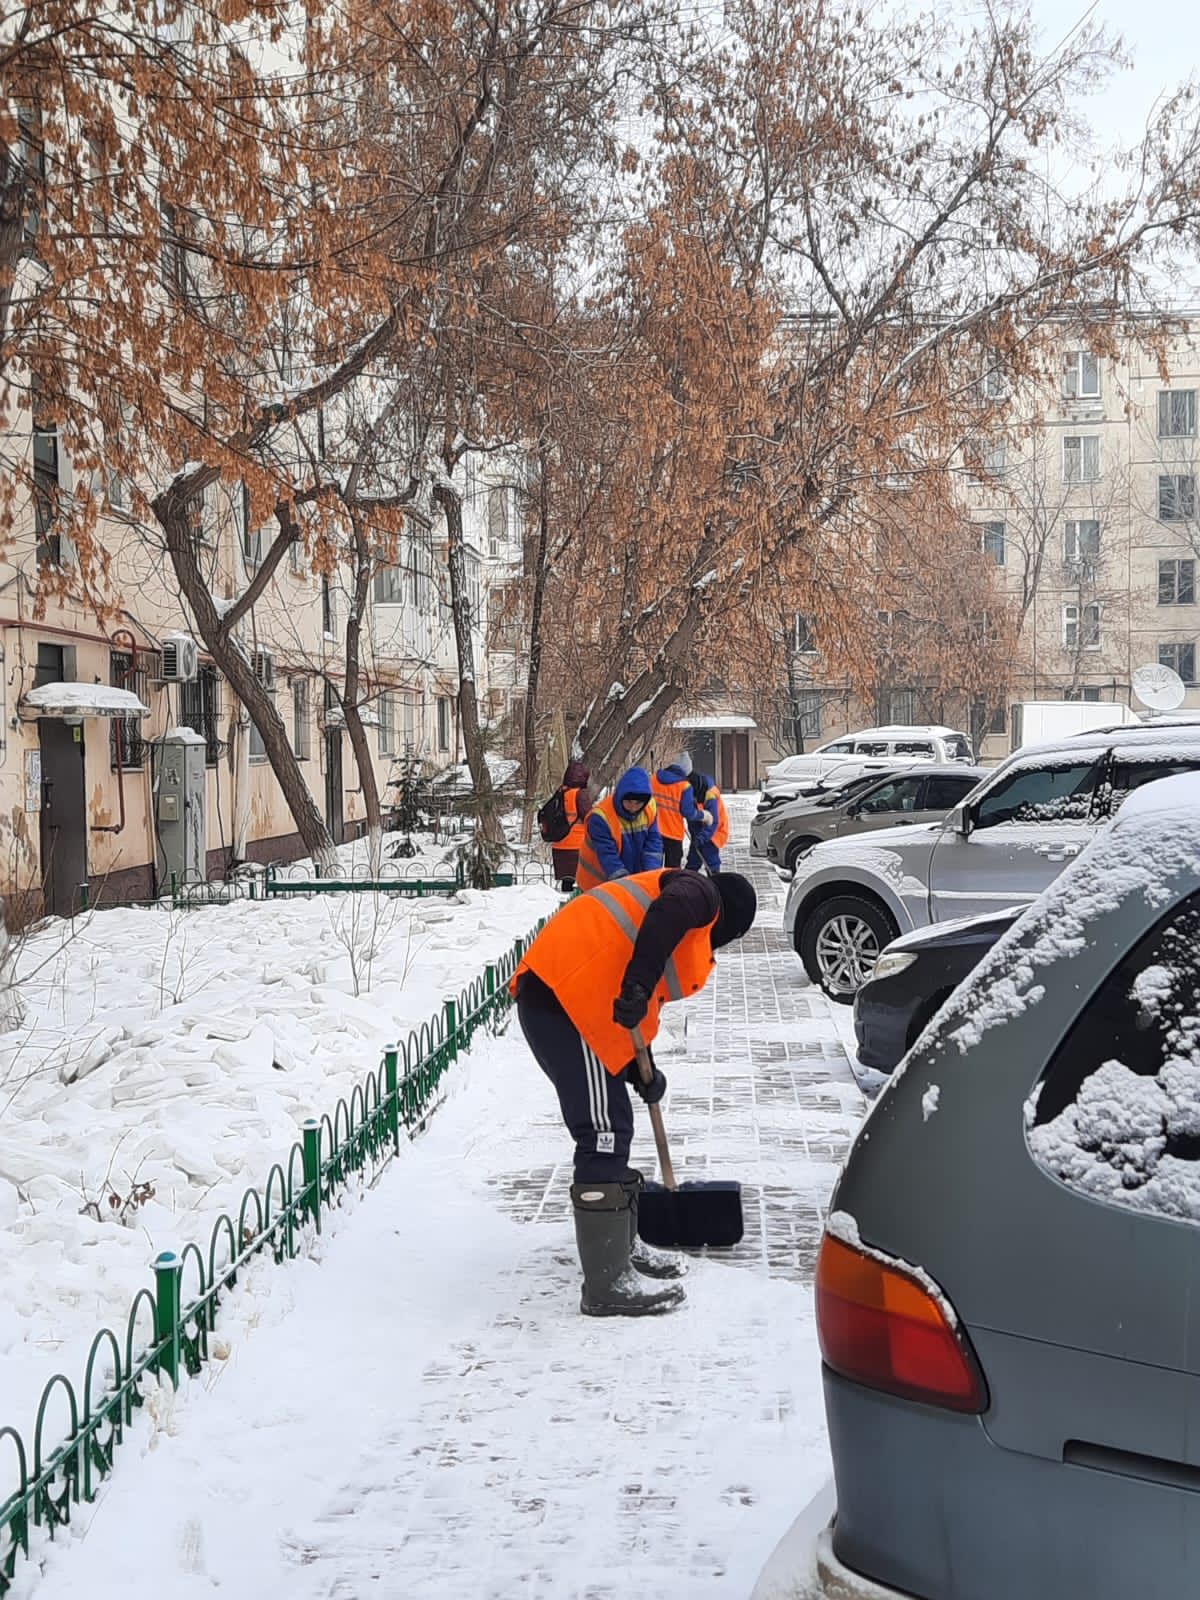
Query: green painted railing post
xmin=485 ymin=964 xmax=496 ymax=1000
xmin=301 ymin=1118 xmax=322 ymax=1232
xmin=153 ymin=1251 xmax=183 ymax=1387
xmin=384 ymin=1046 xmax=400 ymax=1155
xmin=444 ymin=998 xmax=458 ymax=1062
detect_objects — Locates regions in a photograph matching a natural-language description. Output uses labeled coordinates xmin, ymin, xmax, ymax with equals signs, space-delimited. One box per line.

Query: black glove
xmin=624 ymin=1060 xmax=667 ymax=1105
xmin=613 ymin=981 xmax=650 ymax=1029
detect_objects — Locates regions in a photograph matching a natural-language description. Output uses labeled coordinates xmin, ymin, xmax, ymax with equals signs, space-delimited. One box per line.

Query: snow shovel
xmin=631 ymin=1029 xmax=744 ymax=1248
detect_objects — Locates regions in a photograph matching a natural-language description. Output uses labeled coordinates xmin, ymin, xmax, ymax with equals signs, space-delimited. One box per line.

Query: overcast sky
xmin=1031 ymin=0 xmax=1199 ymax=149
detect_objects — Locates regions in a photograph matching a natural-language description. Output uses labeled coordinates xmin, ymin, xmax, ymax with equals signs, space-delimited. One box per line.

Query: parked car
xmin=810 ymin=772 xmax=1200 ymax=1600
xmin=785 ymin=721 xmax=1200 ymax=1001
xmin=753 ymin=765 xmax=986 ymax=875
xmin=763 ymin=725 xmax=974 ymax=799
xmin=850 ymin=905 xmax=1020 ymax=1092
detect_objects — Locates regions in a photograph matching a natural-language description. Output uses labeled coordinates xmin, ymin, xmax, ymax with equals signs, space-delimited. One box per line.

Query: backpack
xmin=537 ymin=787 xmax=572 ymax=843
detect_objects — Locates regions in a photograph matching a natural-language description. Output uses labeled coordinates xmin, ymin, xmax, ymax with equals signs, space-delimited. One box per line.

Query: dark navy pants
xmin=516 ymin=973 xmax=634 ymax=1181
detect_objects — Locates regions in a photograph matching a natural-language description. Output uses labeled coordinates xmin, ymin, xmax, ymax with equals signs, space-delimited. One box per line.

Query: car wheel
xmin=801 ymin=895 xmax=898 ymax=1004
xmin=784 ymin=836 xmax=821 ymax=873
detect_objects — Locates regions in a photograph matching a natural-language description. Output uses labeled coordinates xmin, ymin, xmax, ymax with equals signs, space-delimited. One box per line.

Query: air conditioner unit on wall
xmin=160 ymin=633 xmax=199 ymax=683
xmin=252 ymin=649 xmax=275 ymax=690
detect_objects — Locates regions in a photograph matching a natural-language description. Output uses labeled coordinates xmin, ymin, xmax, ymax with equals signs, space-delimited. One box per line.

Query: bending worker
xmin=686 ymin=772 xmax=729 ymax=873
xmin=575 ymin=766 xmax=663 ymax=890
xmin=513 ymin=866 xmax=758 ymax=1316
xmin=652 ymin=751 xmax=709 ymax=868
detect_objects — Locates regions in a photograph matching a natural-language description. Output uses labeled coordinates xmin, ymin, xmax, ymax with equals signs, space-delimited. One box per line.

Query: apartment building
xmin=965 ymin=317 xmax=1200 ymax=758
xmin=4 ymin=440 xmax=526 ymax=916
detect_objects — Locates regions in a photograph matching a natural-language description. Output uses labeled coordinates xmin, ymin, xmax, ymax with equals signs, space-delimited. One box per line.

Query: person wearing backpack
xmin=537 ymin=760 xmax=592 ymax=891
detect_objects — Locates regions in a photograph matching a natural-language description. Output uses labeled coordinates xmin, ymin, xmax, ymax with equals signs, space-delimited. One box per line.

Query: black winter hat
xmin=711 ymin=872 xmax=757 ymax=948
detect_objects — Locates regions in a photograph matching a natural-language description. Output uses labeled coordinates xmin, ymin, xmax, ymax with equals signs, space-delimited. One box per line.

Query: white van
xmin=764 ymin=725 xmax=973 ymax=799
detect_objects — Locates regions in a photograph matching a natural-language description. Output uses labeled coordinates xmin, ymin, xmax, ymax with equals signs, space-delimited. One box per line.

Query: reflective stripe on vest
xmin=589 ymin=879 xmax=686 ymax=1000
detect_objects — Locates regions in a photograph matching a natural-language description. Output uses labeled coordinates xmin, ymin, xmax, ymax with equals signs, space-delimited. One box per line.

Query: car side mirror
xmin=948 ymin=802 xmax=972 ymax=836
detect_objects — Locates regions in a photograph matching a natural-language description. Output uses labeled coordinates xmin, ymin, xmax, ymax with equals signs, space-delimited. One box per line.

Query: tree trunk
xmin=155 ymin=480 xmax=337 ymax=871
xmin=432 ymin=482 xmax=502 ymax=843
xmin=343 ymin=518 xmax=384 ymax=873
xmin=521 ymin=433 xmax=552 ymax=837
xmin=784 ymin=646 xmax=807 ymax=753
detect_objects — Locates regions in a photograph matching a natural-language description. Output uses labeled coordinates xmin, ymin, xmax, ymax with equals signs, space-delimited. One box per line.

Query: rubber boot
xmin=621 ymin=1170 xmax=686 ymax=1281
xmin=571 ymin=1183 xmax=686 ymax=1317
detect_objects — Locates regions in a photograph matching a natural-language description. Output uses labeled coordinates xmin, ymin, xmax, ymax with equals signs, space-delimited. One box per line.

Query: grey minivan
xmin=807 ymin=773 xmax=1200 ymax=1600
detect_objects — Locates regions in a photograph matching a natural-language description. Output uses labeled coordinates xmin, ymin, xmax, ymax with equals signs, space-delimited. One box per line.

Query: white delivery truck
xmin=1010 ymin=699 xmax=1141 ymax=751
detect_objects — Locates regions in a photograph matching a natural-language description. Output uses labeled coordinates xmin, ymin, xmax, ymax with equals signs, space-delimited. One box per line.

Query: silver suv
xmin=785 ymin=723 xmax=1200 ymax=1000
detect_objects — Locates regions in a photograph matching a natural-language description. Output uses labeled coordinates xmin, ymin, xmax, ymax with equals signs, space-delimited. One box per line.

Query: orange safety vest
xmin=650 ymin=773 xmax=689 ymax=841
xmin=512 ymin=870 xmax=717 ymax=1074
xmin=575 ymin=794 xmax=659 ymax=891
xmin=701 ymin=784 xmax=730 ymax=848
xmin=560 ymin=786 xmax=587 ymax=852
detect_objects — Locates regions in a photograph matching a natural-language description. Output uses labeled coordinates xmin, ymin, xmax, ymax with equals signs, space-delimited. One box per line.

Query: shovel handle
xmin=631 ymin=1027 xmax=677 ymax=1191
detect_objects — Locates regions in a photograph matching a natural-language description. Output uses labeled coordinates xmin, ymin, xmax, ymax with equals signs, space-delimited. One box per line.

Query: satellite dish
xmin=1131 ymin=662 xmax=1186 ymax=712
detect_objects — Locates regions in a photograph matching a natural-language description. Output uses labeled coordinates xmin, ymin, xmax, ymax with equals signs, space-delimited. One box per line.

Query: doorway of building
xmin=39 ymin=718 xmax=87 ymax=917
xmin=720 ymin=731 xmax=751 ymax=791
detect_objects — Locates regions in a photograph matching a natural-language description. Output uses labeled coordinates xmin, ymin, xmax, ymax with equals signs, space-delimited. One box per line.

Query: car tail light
xmin=816 ymin=1232 xmax=987 ymax=1413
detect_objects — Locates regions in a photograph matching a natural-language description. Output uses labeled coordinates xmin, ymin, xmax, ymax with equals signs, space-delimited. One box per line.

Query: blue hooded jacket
xmin=654 ymin=762 xmax=704 ymax=826
xmin=585 ymin=766 xmax=664 ymax=879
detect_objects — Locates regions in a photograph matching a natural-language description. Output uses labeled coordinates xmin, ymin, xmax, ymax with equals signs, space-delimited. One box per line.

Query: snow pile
xmin=0 ymin=878 xmax=559 ymax=1443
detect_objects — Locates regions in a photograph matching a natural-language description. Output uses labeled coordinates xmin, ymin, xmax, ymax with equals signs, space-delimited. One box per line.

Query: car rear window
xmin=972 ymin=760 xmax=1100 ymax=829
xmin=854 ymin=740 xmax=889 ymax=756
xmin=924 ymin=775 xmax=977 ymax=810
xmin=891 ymin=741 xmax=935 ymax=757
xmin=945 ymin=735 xmax=972 ymax=761
xmin=1107 ymin=756 xmax=1200 ymax=812
xmin=1029 ymin=893 xmax=1200 ymax=1223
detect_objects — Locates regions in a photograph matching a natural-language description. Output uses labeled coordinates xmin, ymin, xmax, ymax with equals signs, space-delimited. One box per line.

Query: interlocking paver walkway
xmin=34 ymin=798 xmax=860 ymax=1600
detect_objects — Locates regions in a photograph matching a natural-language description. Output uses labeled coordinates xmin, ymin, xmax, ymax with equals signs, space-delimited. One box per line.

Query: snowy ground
xmin=8 ymin=800 xmax=862 ymax=1599
xmin=0 ymin=855 xmax=560 ymax=1444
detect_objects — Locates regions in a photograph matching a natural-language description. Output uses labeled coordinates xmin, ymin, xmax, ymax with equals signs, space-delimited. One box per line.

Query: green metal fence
xmin=0 ymin=919 xmax=547 ymax=1595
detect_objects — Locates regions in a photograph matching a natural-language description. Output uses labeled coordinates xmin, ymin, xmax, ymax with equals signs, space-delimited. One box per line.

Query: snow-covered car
xmin=763 ymin=725 xmax=973 ymax=800
xmin=807 ymin=771 xmax=1200 ymax=1600
xmin=784 ymin=722 xmax=1200 ymax=1001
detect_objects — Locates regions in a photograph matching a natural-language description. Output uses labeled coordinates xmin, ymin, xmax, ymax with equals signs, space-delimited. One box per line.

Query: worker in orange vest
xmin=574 ymin=766 xmax=663 ymax=891
xmin=686 ymin=772 xmax=729 ymax=873
xmin=512 ymin=866 xmax=757 ymax=1316
xmin=651 ymin=751 xmax=710 ymax=868
xmin=551 ymin=759 xmax=593 ymax=891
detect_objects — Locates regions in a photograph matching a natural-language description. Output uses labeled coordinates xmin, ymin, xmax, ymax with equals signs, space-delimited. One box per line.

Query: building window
xmin=1158 ymin=559 xmax=1196 ymax=606
xmin=160 ymin=199 xmax=193 ymax=302
xmin=1158 ymin=474 xmax=1196 ymax=522
xmin=17 ymin=102 xmax=45 ymax=243
xmin=982 ymin=521 xmax=1005 ymax=565
xmin=291 ymin=677 xmax=310 ymax=760
xmin=180 ymin=664 xmax=220 ymax=766
xmin=248 ymin=698 xmax=270 ymax=762
xmin=240 ymin=483 xmax=262 ymax=571
xmin=981 ymin=361 xmax=1006 ymax=400
xmin=793 ymin=613 xmax=816 ymax=654
xmin=437 ymin=695 xmax=452 ymax=753
xmin=374 ymin=563 xmax=404 ymax=604
xmin=1063 ymin=435 xmax=1101 ymax=484
xmin=321 ymin=574 xmax=335 ymax=636
xmin=1064 ymin=519 xmax=1100 ymax=564
xmin=1063 ymin=603 xmax=1101 ymax=651
xmin=32 ymin=422 xmax=60 ymax=566
xmin=377 ymin=690 xmax=397 ymax=757
xmin=1063 ymin=351 xmax=1100 ymax=400
xmin=1158 ymin=390 xmax=1197 ymax=439
xmin=1063 ymin=686 xmax=1102 ymax=702
xmin=110 ymin=650 xmax=151 ymax=769
xmin=487 ymin=486 xmax=509 ymax=557
xmin=888 ymin=688 xmax=918 ymax=724
xmin=1159 ymin=643 xmax=1197 ymax=685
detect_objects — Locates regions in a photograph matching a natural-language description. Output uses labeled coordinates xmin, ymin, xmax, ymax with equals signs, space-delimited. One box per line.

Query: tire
xmin=784 ymin=836 xmax=821 ymax=874
xmin=799 ymin=894 xmax=899 ymax=1004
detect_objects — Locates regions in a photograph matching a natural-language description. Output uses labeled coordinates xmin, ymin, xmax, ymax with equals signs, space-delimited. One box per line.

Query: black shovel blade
xmin=638 ymin=1179 xmax=743 ymax=1248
